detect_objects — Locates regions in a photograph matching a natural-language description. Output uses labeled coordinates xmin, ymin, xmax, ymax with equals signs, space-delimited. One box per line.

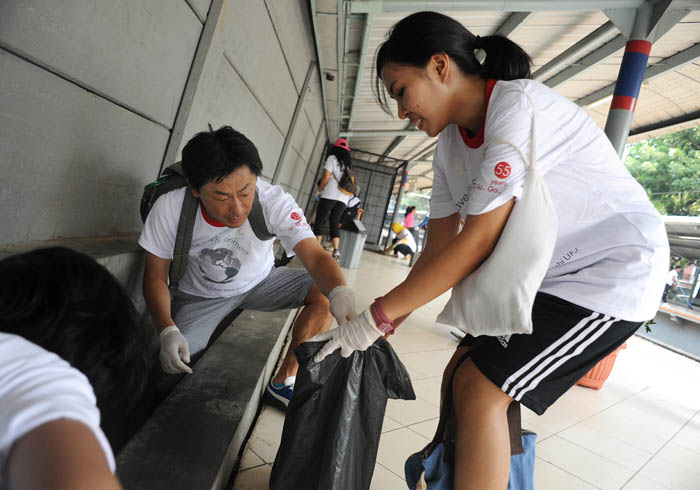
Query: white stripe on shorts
xmin=501 ymin=311 xmax=619 ymax=401
xmin=513 ymin=317 xmax=619 ymax=402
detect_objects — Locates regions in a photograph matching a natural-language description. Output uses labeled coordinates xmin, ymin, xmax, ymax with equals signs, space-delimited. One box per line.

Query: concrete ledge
xmin=116 ymin=308 xmax=297 ymax=490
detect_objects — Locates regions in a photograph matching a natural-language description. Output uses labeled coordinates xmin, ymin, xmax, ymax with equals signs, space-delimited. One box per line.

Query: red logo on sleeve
xmin=494 ymin=162 xmax=511 ymax=179
xmin=290 ymin=212 xmax=301 ymax=221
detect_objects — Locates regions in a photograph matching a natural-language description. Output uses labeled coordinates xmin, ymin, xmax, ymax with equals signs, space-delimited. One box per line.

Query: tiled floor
xmin=232 ymin=250 xmax=700 ymax=490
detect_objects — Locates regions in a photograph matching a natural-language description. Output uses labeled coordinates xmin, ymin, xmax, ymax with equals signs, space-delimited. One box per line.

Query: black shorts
xmin=458 ymin=292 xmax=642 ymax=415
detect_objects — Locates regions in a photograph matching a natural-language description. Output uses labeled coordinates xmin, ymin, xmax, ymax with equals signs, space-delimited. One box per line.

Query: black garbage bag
xmin=270 ymin=338 xmax=416 ymax=490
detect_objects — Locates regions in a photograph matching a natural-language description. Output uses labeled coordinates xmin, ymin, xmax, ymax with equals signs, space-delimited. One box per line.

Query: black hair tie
xmin=474 ymin=35 xmax=482 ymax=49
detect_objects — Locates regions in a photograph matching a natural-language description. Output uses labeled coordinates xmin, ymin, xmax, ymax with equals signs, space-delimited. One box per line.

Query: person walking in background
xmin=314 ymin=138 xmax=354 ymax=261
xmin=663 ymin=264 xmax=682 ymax=303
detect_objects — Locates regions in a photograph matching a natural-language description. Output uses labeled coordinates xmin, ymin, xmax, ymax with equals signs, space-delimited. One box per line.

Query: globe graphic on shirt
xmin=198 ymin=248 xmax=241 ymax=284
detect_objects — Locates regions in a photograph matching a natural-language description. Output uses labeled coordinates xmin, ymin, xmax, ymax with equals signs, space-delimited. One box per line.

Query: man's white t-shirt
xmin=430 ymin=79 xmax=669 ymax=322
xmin=396 ymin=228 xmax=417 ymax=253
xmin=139 ymin=178 xmax=315 ymax=298
xmin=666 ymin=269 xmax=679 ymax=286
xmin=0 ymin=333 xmax=115 ymax=487
xmin=320 ymin=155 xmax=352 ymax=205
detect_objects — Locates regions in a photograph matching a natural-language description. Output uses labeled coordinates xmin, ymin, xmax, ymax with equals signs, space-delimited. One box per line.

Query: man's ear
xmin=187 ymin=179 xmax=201 ymax=198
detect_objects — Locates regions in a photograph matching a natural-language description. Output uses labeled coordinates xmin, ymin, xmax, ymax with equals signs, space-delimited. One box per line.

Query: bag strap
xmin=169 ymin=189 xmax=198 ymax=289
xmin=249 ymin=191 xmax=275 ymax=241
xmin=424 ymin=350 xmax=524 ymax=457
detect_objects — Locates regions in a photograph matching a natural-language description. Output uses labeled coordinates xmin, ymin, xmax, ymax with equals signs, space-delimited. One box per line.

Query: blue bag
xmin=404 ymin=352 xmax=537 ymax=489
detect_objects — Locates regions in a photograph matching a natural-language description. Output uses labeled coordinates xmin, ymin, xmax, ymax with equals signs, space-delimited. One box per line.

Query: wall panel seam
xmin=0 ymin=43 xmax=170 ymax=131
xmin=222 ymin=51 xmax=286 ymax=137
xmin=263 ymin=0 xmax=299 ymax=95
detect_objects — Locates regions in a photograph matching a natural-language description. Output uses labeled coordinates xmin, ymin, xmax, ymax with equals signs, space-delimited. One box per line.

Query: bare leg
xmin=273 ymin=283 xmax=332 ymax=383
xmin=316 ymin=236 xmax=323 ymax=243
xmin=452 ymin=359 xmax=512 ymax=490
xmin=331 ymin=237 xmax=340 ymax=250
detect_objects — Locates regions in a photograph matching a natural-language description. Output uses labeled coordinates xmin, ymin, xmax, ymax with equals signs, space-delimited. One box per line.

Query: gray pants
xmin=172 ymin=267 xmax=315 ymax=356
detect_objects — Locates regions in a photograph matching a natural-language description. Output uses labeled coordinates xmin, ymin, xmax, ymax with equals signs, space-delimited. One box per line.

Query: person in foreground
xmin=313 ymin=11 xmax=668 ymax=490
xmin=0 ymin=247 xmax=153 ymax=490
xmin=140 ymin=126 xmax=356 ymax=409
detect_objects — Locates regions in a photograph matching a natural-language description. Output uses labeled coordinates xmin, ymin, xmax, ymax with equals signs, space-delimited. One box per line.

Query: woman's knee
xmin=452 ymin=359 xmax=512 ymax=412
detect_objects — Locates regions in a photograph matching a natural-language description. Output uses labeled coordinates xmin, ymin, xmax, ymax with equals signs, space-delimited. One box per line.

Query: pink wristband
xmin=370 ymin=298 xmax=395 ymax=336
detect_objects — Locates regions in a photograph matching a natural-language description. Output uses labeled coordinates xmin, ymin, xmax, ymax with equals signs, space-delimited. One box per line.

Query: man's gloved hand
xmin=159 ymin=325 xmax=193 ymax=374
xmin=328 ymin=285 xmax=358 ymax=325
xmin=311 ymin=310 xmax=382 ymax=363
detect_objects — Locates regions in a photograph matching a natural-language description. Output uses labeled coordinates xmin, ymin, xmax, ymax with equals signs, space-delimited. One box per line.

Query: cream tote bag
xmin=436 ymin=90 xmax=558 ymax=337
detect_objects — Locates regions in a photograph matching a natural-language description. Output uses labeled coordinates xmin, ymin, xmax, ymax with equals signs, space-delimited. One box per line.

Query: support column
xmin=384 ymin=167 xmax=408 ymax=249
xmin=604 ymin=39 xmax=652 ymax=157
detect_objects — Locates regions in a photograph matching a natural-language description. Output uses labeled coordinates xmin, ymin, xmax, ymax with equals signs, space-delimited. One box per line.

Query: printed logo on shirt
xmin=494 ymin=162 xmax=511 ymax=179
xmin=553 ymin=248 xmax=580 ymax=268
xmin=290 ymin=212 xmax=301 ymax=222
xmin=197 ymin=248 xmax=241 ymax=284
xmin=455 ymin=179 xmax=478 ymax=211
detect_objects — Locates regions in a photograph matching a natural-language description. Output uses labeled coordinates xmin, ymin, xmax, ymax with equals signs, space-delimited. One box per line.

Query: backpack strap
xmin=169 ymin=190 xmax=198 ymax=290
xmin=249 ymin=191 xmax=275 ymax=241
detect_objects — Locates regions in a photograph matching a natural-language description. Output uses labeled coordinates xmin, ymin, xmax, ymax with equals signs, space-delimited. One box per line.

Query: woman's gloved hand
xmin=311 ymin=310 xmax=383 ymax=362
xmin=159 ymin=325 xmax=193 ymax=374
xmin=328 ymin=285 xmax=358 ymax=325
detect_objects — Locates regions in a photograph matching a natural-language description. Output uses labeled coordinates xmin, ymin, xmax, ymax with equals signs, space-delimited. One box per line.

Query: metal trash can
xmin=338 ymin=220 xmax=367 ymax=269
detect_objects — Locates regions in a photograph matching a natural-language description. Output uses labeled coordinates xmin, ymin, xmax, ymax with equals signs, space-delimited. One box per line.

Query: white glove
xmin=311 ymin=310 xmax=382 ymax=363
xmin=328 ymin=285 xmax=358 ymax=325
xmin=159 ymin=325 xmax=193 ymax=374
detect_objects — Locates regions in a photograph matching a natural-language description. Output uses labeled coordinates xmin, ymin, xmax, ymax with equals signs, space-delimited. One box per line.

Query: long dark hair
xmin=374 ymin=11 xmax=532 ymax=113
xmin=327 ymin=144 xmax=352 ymax=169
xmin=0 ymin=247 xmax=153 ymax=409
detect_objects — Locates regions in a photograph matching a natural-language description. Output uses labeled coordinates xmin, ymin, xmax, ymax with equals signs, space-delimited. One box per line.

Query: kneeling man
xmin=139 ymin=126 xmax=356 ymax=409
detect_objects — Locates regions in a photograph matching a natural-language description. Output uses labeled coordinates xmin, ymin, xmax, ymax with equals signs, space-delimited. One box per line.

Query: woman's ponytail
xmin=479 ymin=35 xmax=532 ymax=80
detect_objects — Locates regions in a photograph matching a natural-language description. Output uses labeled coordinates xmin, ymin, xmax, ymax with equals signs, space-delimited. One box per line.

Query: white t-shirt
xmin=139 ymin=179 xmax=315 ymax=298
xmin=396 ymin=228 xmax=417 ymax=253
xmin=320 ymin=155 xmax=352 ymax=205
xmin=0 ymin=333 xmax=115 ymax=487
xmin=666 ymin=269 xmax=679 ymax=286
xmin=430 ymin=79 xmax=669 ymax=322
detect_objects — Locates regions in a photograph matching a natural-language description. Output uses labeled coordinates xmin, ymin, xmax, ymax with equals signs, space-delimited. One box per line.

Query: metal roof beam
xmin=533 ymin=21 xmax=618 ymax=82
xmin=349 ymin=1 xmax=653 ymax=14
xmin=340 ymin=129 xmax=422 ymax=137
xmin=492 ymin=11 xmax=532 ymax=37
xmin=347 ymin=13 xmax=374 ymax=130
xmin=577 ymin=42 xmax=700 ymax=107
xmin=629 ymin=109 xmax=700 ymax=136
xmin=543 ymin=34 xmax=628 ymax=88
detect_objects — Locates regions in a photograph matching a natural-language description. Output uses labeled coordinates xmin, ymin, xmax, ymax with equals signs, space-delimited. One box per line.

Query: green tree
xmin=625 ymin=126 xmax=700 ymax=216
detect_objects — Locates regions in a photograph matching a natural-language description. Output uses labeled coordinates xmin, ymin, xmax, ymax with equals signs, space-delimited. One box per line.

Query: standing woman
xmin=313 ymin=11 xmax=668 ymax=489
xmin=403 ymin=205 xmax=418 ymax=242
xmin=314 ymin=138 xmax=353 ymax=261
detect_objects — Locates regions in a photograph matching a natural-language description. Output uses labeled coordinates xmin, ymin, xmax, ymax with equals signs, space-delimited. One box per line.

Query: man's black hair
xmin=0 ymin=247 xmax=154 ymax=409
xmin=182 ymin=125 xmax=263 ymax=190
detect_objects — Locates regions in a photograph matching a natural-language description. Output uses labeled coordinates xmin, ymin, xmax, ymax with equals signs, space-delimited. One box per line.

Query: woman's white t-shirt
xmin=430 ymin=79 xmax=669 ymax=322
xmin=0 ymin=333 xmax=115 ymax=487
xmin=139 ymin=179 xmax=315 ymax=298
xmin=396 ymin=228 xmax=417 ymax=253
xmin=320 ymin=155 xmax=352 ymax=205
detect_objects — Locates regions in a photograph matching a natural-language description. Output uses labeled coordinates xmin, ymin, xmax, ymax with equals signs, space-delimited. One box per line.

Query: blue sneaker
xmin=264 ymin=379 xmax=294 ymax=411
